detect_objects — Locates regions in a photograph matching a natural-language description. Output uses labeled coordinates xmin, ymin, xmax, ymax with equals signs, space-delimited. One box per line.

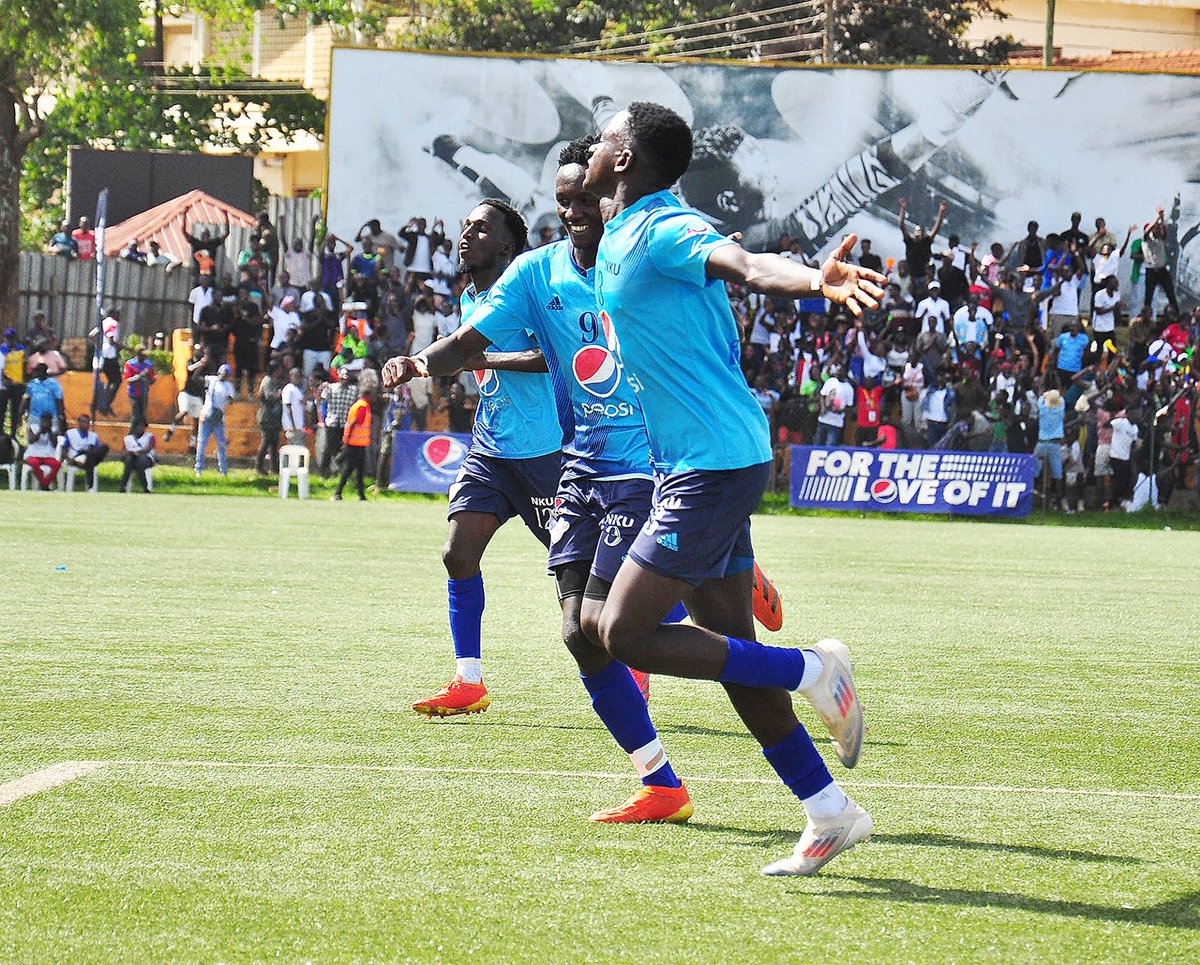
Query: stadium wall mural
xmin=327 ymin=49 xmax=1200 ymax=302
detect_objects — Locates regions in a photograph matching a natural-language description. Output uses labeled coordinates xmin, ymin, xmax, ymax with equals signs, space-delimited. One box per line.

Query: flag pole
xmin=90 ymin=188 xmax=108 ymax=422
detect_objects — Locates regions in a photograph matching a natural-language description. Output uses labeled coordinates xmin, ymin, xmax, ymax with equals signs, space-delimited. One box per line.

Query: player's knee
xmin=441 ymin=540 xmax=479 ymax=579
xmin=578 ymin=606 xmax=602 ymax=647
xmin=596 ymin=609 xmax=641 ymax=666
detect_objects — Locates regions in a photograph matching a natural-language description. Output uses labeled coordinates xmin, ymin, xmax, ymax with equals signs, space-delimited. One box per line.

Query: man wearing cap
xmin=195 ymin=364 xmax=236 ymax=476
xmin=90 ymin=311 xmax=124 ymax=414
xmin=915 ymin=279 xmax=951 ymax=337
xmin=24 ymin=310 xmax=55 ymax=348
xmin=1035 ymin=387 xmax=1068 ymax=509
xmin=123 ymin=345 xmax=157 ymax=426
xmin=20 ymin=360 xmax=66 ymax=433
xmin=0 ymin=328 xmax=26 ymax=433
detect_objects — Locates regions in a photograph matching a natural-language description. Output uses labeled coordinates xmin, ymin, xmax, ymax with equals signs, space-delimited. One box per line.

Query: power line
xmin=557 ymin=1 xmax=822 ymax=53
xmin=661 ymin=31 xmax=824 ymax=61
xmin=590 ymin=13 xmax=825 ymax=58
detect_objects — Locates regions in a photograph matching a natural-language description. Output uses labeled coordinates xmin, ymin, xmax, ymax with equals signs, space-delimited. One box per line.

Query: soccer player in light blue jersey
xmin=583 ymin=102 xmax=888 ymax=876
xmin=383 ymin=141 xmax=695 ymax=823
xmin=386 ymin=200 xmax=565 ymax=719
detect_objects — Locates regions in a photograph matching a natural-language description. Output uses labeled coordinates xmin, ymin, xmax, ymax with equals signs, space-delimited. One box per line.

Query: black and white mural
xmin=327 ymin=49 xmax=1200 ymax=301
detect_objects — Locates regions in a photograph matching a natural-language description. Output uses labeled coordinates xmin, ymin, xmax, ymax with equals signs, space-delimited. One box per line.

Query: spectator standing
xmin=270 ymin=270 xmax=301 ymax=310
xmin=319 ymin=234 xmax=351 ymax=306
xmin=1041 ymin=263 xmax=1084 ymax=336
xmin=1060 ymin=212 xmax=1089 ymax=252
xmin=48 ymin=221 xmax=77 ymax=258
xmin=898 ymin=197 xmax=946 ymax=292
xmin=319 ymin=371 xmax=358 ymax=477
xmin=1088 ymin=217 xmax=1117 ymax=255
xmin=92 ymin=313 xmax=123 ymax=415
xmin=857 ymin=239 xmax=883 ymax=275
xmin=1034 ymin=388 xmax=1068 ymax=508
xmin=283 ymin=237 xmax=314 ymax=288
xmin=1141 ymin=208 xmax=1179 ymax=315
xmin=921 ymin=371 xmax=955 ymax=447
xmin=63 ymin=414 xmax=108 ymax=489
xmin=1053 ymin=318 xmax=1090 ymax=388
xmin=194 ymin=291 xmax=231 ymax=374
xmin=332 ymin=381 xmax=375 ymax=501
xmin=121 ymin=417 xmax=156 ymax=492
xmin=356 ymin=219 xmax=404 ymax=273
xmin=281 ymin=367 xmax=307 ymax=446
xmin=27 ymin=339 xmax=68 ymax=378
xmin=269 ymin=295 xmax=301 ymax=351
xmin=20 ymin=361 xmax=65 ymax=431
xmin=195 ymin=364 xmax=235 ymax=476
xmin=1091 ymin=276 xmax=1120 ymax=341
xmin=71 ymin=217 xmax=96 ymax=261
xmin=123 ymin=346 xmax=156 ymax=426
xmin=23 ymin=414 xmax=62 ymax=489
xmin=231 ymin=293 xmax=264 ymax=397
xmin=188 ymin=274 xmax=216 ymax=328
xmin=0 ymin=328 xmax=26 ymax=432
xmin=400 ymin=217 xmax=442 ymax=292
xmin=915 ymin=279 xmax=951 ymax=336
xmin=255 ymin=365 xmax=284 ymax=474
xmin=185 ymin=218 xmax=230 ymax=281
xmin=816 ymin=365 xmax=853 ymax=446
xmin=1109 ymin=406 xmax=1140 ymax=505
xmin=24 ymin=309 xmax=56 ymax=348
xmin=1094 ymin=402 xmax=1115 ymax=510
xmin=252 ymin=211 xmax=279 ymax=284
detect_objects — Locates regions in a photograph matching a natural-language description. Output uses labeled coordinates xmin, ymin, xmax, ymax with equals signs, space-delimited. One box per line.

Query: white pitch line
xmin=0 ymin=761 xmax=106 ymax=808
xmin=106 ymin=759 xmax=1200 ymax=803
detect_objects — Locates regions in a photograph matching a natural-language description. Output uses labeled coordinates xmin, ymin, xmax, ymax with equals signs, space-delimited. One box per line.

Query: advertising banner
xmin=390 ymin=430 xmax=472 ymax=494
xmin=329 ymin=49 xmax=1200 ymax=303
xmin=789 ymin=446 xmax=1037 ymax=517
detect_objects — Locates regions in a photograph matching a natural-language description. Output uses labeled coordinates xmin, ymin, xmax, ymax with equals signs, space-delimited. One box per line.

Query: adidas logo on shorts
xmin=656 ymin=532 xmax=679 ymax=552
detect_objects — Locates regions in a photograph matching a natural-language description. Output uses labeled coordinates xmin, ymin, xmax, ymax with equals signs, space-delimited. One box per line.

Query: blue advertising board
xmin=390 ymin=430 xmax=473 ymax=494
xmin=789 ymin=446 xmax=1037 ymax=517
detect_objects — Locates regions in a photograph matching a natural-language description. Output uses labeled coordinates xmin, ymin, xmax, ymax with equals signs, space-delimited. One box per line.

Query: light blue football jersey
xmin=469 ymin=241 xmax=653 ymax=480
xmin=459 ymin=285 xmax=564 ymax=460
xmin=593 ymin=190 xmax=772 ymax=473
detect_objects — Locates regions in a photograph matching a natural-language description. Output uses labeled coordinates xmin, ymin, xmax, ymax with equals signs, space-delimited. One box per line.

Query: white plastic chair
xmin=61 ymin=461 xmax=100 ymax=493
xmin=20 ymin=462 xmax=59 ymax=491
xmin=0 ymin=461 xmax=15 ymax=490
xmin=279 ymin=444 xmax=310 ymax=499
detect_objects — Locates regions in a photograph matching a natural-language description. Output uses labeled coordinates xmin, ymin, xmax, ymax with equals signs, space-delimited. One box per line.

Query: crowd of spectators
xmin=734 ymin=202 xmax=1199 ymax=511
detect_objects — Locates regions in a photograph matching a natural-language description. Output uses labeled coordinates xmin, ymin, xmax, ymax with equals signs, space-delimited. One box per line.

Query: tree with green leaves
xmin=830 ymin=0 xmax=1013 ymax=65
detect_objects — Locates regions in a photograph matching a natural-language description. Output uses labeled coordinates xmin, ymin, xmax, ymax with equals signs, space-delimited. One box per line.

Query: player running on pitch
xmin=400 ymin=199 xmax=567 ymax=719
xmin=582 ymin=102 xmax=886 ymax=876
xmin=386 ymin=186 xmax=696 ymax=822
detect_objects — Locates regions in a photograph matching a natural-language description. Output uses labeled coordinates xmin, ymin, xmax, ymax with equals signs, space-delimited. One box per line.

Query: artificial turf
xmin=1 ymin=494 xmax=1197 ymax=962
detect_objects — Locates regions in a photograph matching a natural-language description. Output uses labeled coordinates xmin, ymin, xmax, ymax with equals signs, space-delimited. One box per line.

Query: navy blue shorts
xmin=547 ymin=476 xmax=655 ymax=583
xmin=447 ymin=450 xmax=561 ymax=548
xmin=629 ymin=462 xmax=770 ymax=586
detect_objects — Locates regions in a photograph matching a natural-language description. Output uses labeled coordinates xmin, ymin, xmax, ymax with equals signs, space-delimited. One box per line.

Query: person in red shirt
xmin=71 ymin=217 xmax=96 ymax=261
xmin=123 ymin=346 xmax=157 ymax=425
xmin=332 ymin=380 xmax=375 ymax=501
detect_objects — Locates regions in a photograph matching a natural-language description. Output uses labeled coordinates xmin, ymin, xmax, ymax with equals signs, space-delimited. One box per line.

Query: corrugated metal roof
xmin=103 ymin=189 xmax=256 ymax=262
xmin=1009 ymin=49 xmax=1200 ymax=72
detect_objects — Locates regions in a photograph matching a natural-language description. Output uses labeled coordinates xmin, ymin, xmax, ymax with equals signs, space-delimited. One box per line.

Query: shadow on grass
xmin=871 ymin=832 xmax=1142 ymax=865
xmin=684 ymin=822 xmax=801 ymax=849
xmin=660 ymin=723 xmax=905 ymax=748
xmin=819 ymin=877 xmax=1200 ymax=930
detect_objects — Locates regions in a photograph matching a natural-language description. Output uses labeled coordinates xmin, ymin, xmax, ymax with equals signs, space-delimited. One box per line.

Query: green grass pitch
xmin=1 ymin=493 xmax=1198 ymax=962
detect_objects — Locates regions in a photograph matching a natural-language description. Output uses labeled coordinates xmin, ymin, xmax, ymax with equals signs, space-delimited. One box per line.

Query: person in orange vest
xmin=332 ymin=380 xmax=375 ymax=501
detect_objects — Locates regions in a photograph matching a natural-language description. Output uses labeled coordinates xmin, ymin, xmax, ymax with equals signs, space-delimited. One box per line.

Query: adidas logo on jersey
xmin=546 ymin=295 xmax=564 ymax=311
xmin=656 ymin=532 xmax=679 ymax=552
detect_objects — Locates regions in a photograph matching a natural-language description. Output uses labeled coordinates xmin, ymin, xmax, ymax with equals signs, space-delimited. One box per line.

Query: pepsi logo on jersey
xmin=572 ymin=345 xmax=621 ymax=398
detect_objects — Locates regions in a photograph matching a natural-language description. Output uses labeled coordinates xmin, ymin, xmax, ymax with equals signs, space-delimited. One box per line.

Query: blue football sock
xmin=582 ymin=660 xmax=680 ymax=788
xmin=662 ymin=602 xmax=688 ymax=624
xmin=718 ymin=635 xmax=807 ymax=690
xmin=763 ymin=723 xmax=834 ymax=802
xmin=448 ymin=574 xmax=485 ymax=660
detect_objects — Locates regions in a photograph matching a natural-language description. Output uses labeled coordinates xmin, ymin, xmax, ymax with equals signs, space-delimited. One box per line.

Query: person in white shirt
xmin=1108 ymin=407 xmax=1139 ymax=505
xmin=1040 ymin=263 xmax=1083 ymax=336
xmin=299 ymin=280 xmax=334 ymax=316
xmin=63 ymin=414 xmax=109 ymax=489
xmin=121 ymin=417 xmax=156 ymax=493
xmin=188 ymin=275 xmax=215 ymax=325
xmin=195 ymin=364 xmax=237 ymax=475
xmin=23 ymin=413 xmax=61 ymax=490
xmin=915 ymin=279 xmax=952 ymax=335
xmin=816 ymin=368 xmax=854 ymax=446
xmin=283 ymin=237 xmax=314 ymax=288
xmin=1091 ymin=276 xmax=1120 ymax=336
xmin=952 ymin=294 xmax=993 ymax=359
xmin=269 ymin=295 xmax=301 ymax=349
xmin=946 ymin=234 xmax=971 ymax=273
xmin=281 ymin=367 xmax=307 ymax=446
xmin=410 ymin=294 xmax=439 ymax=355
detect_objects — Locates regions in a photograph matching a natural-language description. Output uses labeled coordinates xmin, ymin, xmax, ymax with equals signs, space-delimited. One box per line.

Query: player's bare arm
xmin=464 ymin=349 xmax=549 ymax=374
xmin=381 ymin=325 xmax=492 ymax=387
xmin=706 ymin=234 xmax=886 ymax=316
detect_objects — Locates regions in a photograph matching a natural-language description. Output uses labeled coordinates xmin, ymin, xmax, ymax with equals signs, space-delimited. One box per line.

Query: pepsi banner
xmin=390 ymin=430 xmax=472 ymax=494
xmin=789 ymin=447 xmax=1037 ymax=517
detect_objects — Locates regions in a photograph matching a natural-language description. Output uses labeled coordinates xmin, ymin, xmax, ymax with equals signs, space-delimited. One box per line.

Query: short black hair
xmin=480 ymin=198 xmax=528 ymax=255
xmin=558 ymin=134 xmax=597 ymax=169
xmin=625 ymin=101 xmax=693 ymax=188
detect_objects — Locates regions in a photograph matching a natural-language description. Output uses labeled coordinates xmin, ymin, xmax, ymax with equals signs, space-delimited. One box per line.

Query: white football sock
xmin=801 ymin=781 xmax=848 ymax=820
xmin=797 ymin=650 xmax=825 ymax=691
xmin=456 ymin=657 xmax=482 ymax=684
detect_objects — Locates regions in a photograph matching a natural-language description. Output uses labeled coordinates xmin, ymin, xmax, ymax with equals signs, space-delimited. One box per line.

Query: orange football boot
xmin=752 ymin=562 xmax=784 ymax=632
xmin=589 ymin=783 xmax=693 ymax=824
xmin=412 ymin=676 xmax=491 ymax=717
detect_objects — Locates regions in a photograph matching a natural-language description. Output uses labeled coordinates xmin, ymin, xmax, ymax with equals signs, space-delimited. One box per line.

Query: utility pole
xmin=1044 ymin=0 xmax=1056 ymax=67
xmin=823 ymin=0 xmax=835 ymax=63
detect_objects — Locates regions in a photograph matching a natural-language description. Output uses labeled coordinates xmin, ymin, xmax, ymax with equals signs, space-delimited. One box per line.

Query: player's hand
xmin=381 ymin=356 xmax=428 ymax=388
xmin=938 ymin=199 xmax=948 ymax=214
xmin=820 ymin=235 xmax=886 ymax=317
